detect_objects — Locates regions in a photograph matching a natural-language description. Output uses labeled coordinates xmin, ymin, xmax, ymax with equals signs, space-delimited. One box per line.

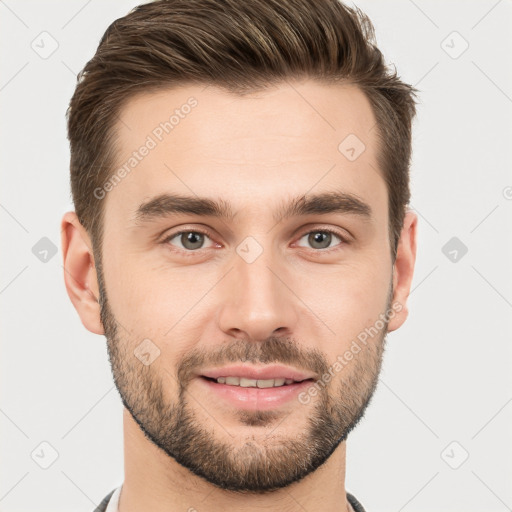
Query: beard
xmin=96 ymin=257 xmax=389 ymax=494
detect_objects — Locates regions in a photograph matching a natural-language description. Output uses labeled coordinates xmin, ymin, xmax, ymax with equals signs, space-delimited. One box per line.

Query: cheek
xmin=290 ymin=255 xmax=392 ymax=341
xmin=103 ymin=248 xmax=219 ymax=348
xmin=101 ymin=249 xmax=171 ymax=332
xmin=103 ymin=233 xmax=392 ymax=350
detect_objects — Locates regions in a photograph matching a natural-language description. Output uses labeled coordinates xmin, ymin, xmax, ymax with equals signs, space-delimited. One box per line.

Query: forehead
xmin=105 ymin=80 xmax=385 ymax=226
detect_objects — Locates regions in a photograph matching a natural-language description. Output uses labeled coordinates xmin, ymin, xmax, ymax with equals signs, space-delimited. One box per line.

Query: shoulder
xmin=347 ymin=491 xmax=367 ymax=512
xmin=92 ymin=488 xmax=116 ymax=512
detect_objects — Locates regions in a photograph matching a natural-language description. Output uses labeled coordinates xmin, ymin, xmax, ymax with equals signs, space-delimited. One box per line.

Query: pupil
xmin=310 ymin=231 xmax=330 ymax=249
xmin=183 ymin=232 xmax=203 ymax=250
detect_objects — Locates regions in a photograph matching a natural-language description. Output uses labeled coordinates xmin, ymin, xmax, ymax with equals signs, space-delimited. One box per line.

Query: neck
xmin=119 ymin=409 xmax=352 ymax=512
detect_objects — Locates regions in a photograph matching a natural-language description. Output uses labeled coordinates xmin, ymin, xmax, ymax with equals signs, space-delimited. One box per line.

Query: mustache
xmin=176 ymin=337 xmax=329 ymax=385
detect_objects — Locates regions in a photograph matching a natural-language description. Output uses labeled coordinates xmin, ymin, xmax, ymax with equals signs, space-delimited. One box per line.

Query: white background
xmin=1 ymin=1 xmax=511 ymax=511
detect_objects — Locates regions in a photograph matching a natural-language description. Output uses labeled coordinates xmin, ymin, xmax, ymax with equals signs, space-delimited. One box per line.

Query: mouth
xmin=197 ymin=374 xmax=316 ymax=411
xmin=200 ymin=376 xmax=314 ymax=388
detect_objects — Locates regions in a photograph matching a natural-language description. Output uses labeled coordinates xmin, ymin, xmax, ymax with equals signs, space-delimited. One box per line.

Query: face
xmin=87 ymin=81 xmax=407 ymax=492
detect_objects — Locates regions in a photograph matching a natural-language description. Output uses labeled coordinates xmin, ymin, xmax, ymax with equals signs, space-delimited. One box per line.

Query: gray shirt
xmin=93 ymin=486 xmax=367 ymax=512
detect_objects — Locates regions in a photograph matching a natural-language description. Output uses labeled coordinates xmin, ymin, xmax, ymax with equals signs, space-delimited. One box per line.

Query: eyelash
xmin=161 ymin=227 xmax=349 ymax=257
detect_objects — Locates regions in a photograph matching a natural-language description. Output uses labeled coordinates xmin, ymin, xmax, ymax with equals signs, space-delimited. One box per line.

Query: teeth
xmin=257 ymin=379 xmax=276 ymax=388
xmin=240 ymin=378 xmax=257 ymax=387
xmin=214 ymin=376 xmax=298 ymax=388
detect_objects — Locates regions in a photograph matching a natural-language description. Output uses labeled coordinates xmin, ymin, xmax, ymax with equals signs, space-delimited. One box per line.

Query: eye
xmin=162 ymin=227 xmax=348 ymax=256
xmin=163 ymin=230 xmax=216 ymax=252
xmin=295 ymin=229 xmax=347 ymax=251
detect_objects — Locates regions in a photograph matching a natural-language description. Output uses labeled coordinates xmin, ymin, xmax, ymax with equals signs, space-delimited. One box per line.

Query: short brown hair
xmin=67 ymin=0 xmax=418 ymax=261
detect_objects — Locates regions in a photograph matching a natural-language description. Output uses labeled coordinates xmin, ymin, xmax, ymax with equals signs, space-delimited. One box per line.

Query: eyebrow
xmin=133 ymin=190 xmax=372 ymax=225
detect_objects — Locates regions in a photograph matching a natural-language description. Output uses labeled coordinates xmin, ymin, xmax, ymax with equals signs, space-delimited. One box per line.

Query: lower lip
xmin=198 ymin=377 xmax=313 ymax=411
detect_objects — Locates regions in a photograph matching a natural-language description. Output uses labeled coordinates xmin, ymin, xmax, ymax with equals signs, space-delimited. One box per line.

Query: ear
xmin=387 ymin=210 xmax=418 ymax=332
xmin=61 ymin=211 xmax=104 ymax=335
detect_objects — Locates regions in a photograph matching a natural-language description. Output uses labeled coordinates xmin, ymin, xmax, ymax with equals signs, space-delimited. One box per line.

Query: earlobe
xmin=387 ymin=210 xmax=418 ymax=332
xmin=61 ymin=211 xmax=105 ymax=335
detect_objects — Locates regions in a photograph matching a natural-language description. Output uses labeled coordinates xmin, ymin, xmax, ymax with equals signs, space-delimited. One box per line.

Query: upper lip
xmin=200 ymin=364 xmax=316 ymax=382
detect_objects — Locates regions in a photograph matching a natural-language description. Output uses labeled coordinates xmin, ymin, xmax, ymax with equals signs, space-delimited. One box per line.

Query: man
xmin=61 ymin=0 xmax=418 ymax=510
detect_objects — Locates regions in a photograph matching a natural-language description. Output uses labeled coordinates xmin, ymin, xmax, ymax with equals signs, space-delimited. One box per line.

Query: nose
xmin=216 ymin=243 xmax=299 ymax=342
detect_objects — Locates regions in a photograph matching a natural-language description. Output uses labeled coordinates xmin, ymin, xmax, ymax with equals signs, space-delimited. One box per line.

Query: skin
xmin=61 ymin=80 xmax=417 ymax=512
